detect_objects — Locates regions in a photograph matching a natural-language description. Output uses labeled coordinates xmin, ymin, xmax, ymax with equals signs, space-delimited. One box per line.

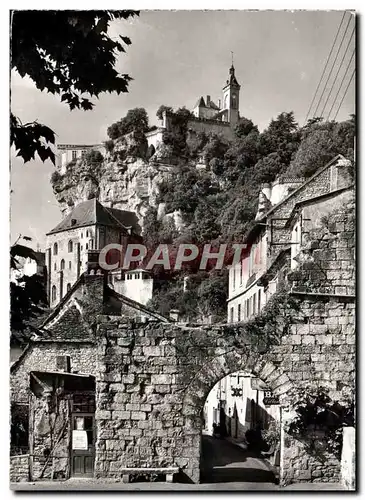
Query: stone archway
xmin=180 ymin=348 xmax=295 ymax=484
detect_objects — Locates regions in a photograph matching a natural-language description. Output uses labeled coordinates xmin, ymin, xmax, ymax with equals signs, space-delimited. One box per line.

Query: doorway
xmin=71 ymin=394 xmax=95 ymax=478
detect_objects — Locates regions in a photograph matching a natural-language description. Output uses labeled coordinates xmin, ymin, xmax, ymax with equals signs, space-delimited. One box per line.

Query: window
xmin=60 ymin=259 xmax=65 ymax=270
xmin=253 ymin=294 xmax=257 ymax=315
xmin=67 ymin=283 xmax=71 ymax=292
xmin=230 ymin=307 xmax=234 ymax=323
xmin=72 ymin=150 xmax=77 ymax=160
xmin=51 ymin=285 xmax=57 ymax=302
xmin=68 ymin=240 xmax=73 ymax=253
xmin=81 ymin=232 xmax=83 ymax=238
xmin=232 ymin=94 xmax=237 ymax=109
xmin=135 ymin=273 xmax=140 ymax=279
xmin=86 ymin=230 xmax=89 ymax=237
xmin=86 ymin=243 xmax=88 ymax=250
xmin=81 ymin=245 xmax=83 ymax=251
xmin=69 ymin=261 xmax=72 ymax=270
xmin=53 ymin=242 xmax=58 ymax=255
xmin=258 ymin=289 xmax=261 ymax=312
xmin=54 ymin=262 xmax=57 ymax=271
xmin=237 ymin=304 xmax=241 ymax=322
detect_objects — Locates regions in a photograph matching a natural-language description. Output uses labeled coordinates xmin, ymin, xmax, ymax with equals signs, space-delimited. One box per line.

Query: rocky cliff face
xmin=51 ymin=132 xmax=176 ymax=227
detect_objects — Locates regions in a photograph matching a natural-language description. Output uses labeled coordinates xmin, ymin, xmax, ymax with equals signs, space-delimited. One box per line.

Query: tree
xmin=234 ymin=117 xmax=259 ymax=138
xmin=259 ymin=111 xmax=300 ymax=165
xmin=287 ymin=116 xmax=355 ymax=178
xmin=11 ymin=10 xmax=139 ymax=163
xmin=10 ymin=237 xmax=48 ymax=341
xmin=107 ymin=108 xmax=149 ymax=139
xmin=156 ymin=105 xmax=173 ymax=121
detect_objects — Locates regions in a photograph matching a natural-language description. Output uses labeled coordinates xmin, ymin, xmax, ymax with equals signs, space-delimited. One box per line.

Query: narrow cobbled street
xmin=200 ymin=434 xmax=276 ymax=484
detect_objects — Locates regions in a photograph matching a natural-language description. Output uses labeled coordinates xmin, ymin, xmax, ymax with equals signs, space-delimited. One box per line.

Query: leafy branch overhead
xmin=11 ymin=10 xmax=139 ymax=163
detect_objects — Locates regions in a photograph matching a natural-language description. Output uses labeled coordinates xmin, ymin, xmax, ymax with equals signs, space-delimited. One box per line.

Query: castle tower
xmin=222 ymin=64 xmax=241 ymax=126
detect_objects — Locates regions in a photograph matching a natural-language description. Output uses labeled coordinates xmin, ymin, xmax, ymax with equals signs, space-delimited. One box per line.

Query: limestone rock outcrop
xmin=51 ymin=132 xmax=176 ymax=227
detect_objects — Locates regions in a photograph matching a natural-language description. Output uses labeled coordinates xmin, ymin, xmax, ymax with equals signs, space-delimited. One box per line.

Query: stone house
xmin=45 ymin=198 xmax=140 ymax=308
xmin=57 ymin=144 xmax=106 ymax=174
xmin=10 ymin=273 xmax=169 ymax=482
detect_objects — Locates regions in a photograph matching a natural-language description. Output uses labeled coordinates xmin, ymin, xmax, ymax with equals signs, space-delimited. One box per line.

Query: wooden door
xmin=71 ymin=395 xmax=95 ymax=478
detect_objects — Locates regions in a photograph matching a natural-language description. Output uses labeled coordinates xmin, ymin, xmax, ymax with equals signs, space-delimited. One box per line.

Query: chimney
xmin=206 ymin=95 xmax=211 ymax=106
xmin=255 ymin=191 xmax=272 ymax=221
xmin=169 ymin=309 xmax=180 ymax=322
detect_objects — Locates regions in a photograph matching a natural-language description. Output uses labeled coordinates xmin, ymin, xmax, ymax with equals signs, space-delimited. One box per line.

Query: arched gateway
xmin=11 ymin=274 xmax=355 ymax=486
xmin=93 ymin=319 xmax=295 ymax=485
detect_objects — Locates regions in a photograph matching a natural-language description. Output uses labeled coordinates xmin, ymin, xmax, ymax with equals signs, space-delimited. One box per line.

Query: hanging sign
xmin=72 ymin=430 xmax=88 ymax=450
xmin=263 ymin=391 xmax=280 ymax=406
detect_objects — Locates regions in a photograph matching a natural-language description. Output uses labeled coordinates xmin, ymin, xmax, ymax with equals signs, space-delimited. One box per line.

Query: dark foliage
xmin=107 ymin=108 xmax=149 ymax=139
xmin=11 ymin=10 xmax=138 ymax=163
xmin=10 ymin=238 xmax=48 ymax=339
xmin=288 ymin=386 xmax=354 ymax=460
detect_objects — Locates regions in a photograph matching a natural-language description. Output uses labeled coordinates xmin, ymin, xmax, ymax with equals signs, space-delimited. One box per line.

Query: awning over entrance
xmin=30 ymin=371 xmax=95 ymax=397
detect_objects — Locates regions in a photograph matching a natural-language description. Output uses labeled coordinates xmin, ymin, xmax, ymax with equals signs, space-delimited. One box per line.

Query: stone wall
xmin=266 ymin=159 xmax=353 ymax=268
xmin=10 ymin=454 xmax=29 ymax=482
xmin=29 ymin=394 xmax=71 ymax=481
xmin=187 ymin=118 xmax=234 ymax=141
xmin=93 ymin=318 xmax=294 ymax=483
xmin=11 ymin=343 xmax=97 ymax=403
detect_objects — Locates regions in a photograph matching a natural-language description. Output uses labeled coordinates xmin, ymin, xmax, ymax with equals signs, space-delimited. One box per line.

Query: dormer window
xmin=71 ymin=219 xmax=77 ymax=226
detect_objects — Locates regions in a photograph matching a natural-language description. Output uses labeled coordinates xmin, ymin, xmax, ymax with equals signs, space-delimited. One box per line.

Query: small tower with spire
xmin=222 ymin=54 xmax=241 ymax=126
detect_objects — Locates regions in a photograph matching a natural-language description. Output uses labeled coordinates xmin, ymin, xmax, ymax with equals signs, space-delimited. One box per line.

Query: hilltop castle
xmin=146 ymin=64 xmax=241 ymax=150
xmin=56 ymin=64 xmax=242 ymax=170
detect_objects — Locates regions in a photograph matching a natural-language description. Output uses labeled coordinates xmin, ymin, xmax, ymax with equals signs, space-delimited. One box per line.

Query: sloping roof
xmin=194 ymin=96 xmax=206 ymax=108
xmin=40 ymin=305 xmax=93 ymax=342
xmin=46 ymin=199 xmax=136 ymax=235
xmin=107 ymin=207 xmax=140 ymax=233
xmin=243 ymin=154 xmax=348 ymax=245
xmin=208 ymin=100 xmax=220 ymax=111
xmin=284 ymin=185 xmax=354 ymax=228
xmin=106 ymin=286 xmax=170 ymax=322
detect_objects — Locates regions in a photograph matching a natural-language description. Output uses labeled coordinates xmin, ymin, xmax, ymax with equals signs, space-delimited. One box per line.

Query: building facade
xmin=45 ymin=198 xmax=139 ymax=307
xmin=146 ymin=64 xmax=242 ymax=149
xmin=227 ymin=155 xmax=354 ymax=323
xmin=57 ymin=144 xmax=105 ymax=174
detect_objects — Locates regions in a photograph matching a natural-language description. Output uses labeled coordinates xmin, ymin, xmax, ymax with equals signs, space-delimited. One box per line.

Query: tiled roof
xmin=207 ymin=100 xmax=220 ymax=110
xmin=107 ymin=207 xmax=140 ymax=233
xmin=46 ymin=199 xmax=136 ymax=235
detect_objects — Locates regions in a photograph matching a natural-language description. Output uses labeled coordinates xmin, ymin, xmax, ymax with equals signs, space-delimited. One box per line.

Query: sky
xmin=10 ymin=10 xmax=356 ymax=249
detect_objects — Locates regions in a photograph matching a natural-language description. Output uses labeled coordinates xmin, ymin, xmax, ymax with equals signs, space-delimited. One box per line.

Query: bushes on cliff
xmin=107 ymin=108 xmax=149 ymax=139
xmin=286 ymin=115 xmax=355 ymax=178
xmin=83 ymin=149 xmax=104 ymax=168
